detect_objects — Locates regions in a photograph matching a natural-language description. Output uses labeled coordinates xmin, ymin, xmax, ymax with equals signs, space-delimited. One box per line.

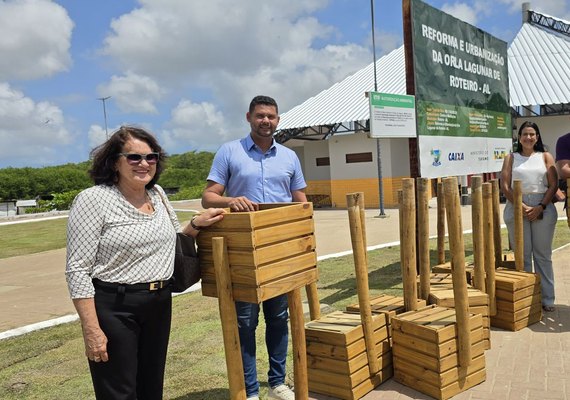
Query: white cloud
xmin=97 ymin=72 xmax=165 ymax=114
xmin=0 ymin=83 xmax=71 ymax=166
xmin=161 ymin=100 xmax=234 ymax=153
xmin=441 ymin=3 xmax=479 ymax=25
xmin=0 ymin=0 xmax=73 ymax=81
xmin=87 ymin=125 xmax=109 ymax=150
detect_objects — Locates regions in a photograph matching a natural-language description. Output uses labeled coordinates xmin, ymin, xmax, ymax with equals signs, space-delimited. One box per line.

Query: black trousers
xmin=89 ymin=285 xmax=172 ymax=400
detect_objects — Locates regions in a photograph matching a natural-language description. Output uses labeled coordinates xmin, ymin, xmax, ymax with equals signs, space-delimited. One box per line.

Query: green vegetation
xmin=0 ymin=221 xmax=569 ymax=399
xmin=0 ymin=151 xmax=214 ymax=202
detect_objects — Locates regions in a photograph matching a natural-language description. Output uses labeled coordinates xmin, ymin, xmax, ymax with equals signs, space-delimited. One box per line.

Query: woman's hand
xmin=182 ymin=208 xmax=225 ymax=236
xmin=83 ymin=326 xmax=109 ymax=363
xmin=72 ymin=298 xmax=108 ymax=362
xmin=524 ymin=203 xmax=543 ymax=222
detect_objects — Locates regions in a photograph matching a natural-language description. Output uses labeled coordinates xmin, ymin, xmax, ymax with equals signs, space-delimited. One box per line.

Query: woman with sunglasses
xmin=66 ymin=126 xmax=224 ymax=399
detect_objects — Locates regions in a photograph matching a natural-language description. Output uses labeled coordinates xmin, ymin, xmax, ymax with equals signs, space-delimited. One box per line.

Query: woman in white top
xmin=500 ymin=121 xmax=558 ymax=312
xmin=66 ymin=126 xmax=224 ymax=399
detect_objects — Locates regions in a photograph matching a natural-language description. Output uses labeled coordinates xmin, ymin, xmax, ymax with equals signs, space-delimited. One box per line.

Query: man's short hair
xmin=249 ymin=95 xmax=278 ymax=114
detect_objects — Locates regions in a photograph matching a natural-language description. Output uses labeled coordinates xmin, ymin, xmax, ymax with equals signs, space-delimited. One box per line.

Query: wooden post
xmin=417 ymin=177 xmax=430 ymax=301
xmin=401 ymin=179 xmax=419 ymax=311
xmin=471 ymin=176 xmax=485 ymax=291
xmin=437 ymin=181 xmax=446 ymax=264
xmin=346 ymin=192 xmax=381 ymax=375
xmin=442 ymin=177 xmax=471 ymax=367
xmin=513 ymin=180 xmax=524 ymax=271
xmin=398 ymin=190 xmax=404 ymax=272
xmin=288 ymin=288 xmax=308 ymax=400
xmin=491 ymin=179 xmax=502 ymax=267
xmin=482 ymin=183 xmax=496 ymax=316
xmin=304 ymin=283 xmax=321 ymax=320
xmin=212 ymin=237 xmax=246 ymax=400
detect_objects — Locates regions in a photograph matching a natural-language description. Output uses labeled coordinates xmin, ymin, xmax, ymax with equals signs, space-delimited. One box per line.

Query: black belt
xmin=93 ymin=278 xmax=171 ymax=292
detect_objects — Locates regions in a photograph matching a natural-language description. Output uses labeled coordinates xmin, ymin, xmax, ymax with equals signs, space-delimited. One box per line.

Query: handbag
xmin=157 ymin=188 xmax=201 ymax=293
xmin=172 ymin=232 xmax=201 ymax=293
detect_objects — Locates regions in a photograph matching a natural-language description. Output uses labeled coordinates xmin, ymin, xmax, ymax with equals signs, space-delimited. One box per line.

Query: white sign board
xmin=368 ymin=92 xmax=417 ymax=138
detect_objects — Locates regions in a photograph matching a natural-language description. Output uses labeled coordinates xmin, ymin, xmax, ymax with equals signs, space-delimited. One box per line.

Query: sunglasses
xmin=119 ymin=152 xmax=160 ymax=165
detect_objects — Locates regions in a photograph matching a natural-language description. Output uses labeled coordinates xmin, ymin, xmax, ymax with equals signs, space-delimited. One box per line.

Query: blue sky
xmin=1 ymin=0 xmax=569 ymax=168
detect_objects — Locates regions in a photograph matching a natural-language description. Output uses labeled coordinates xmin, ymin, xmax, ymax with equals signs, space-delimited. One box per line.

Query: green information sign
xmin=410 ymin=0 xmax=512 ymax=177
xmin=369 ymin=92 xmax=417 ymax=138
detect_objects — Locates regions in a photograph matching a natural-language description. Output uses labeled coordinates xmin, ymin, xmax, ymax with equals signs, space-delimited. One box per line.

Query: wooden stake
xmin=442 ymin=177 xmax=471 ymax=367
xmin=401 ymin=179 xmax=419 ymax=311
xmin=212 ymin=237 xmax=246 ymax=400
xmin=471 ymin=176 xmax=485 ymax=291
xmin=346 ymin=192 xmax=381 ymax=375
xmin=437 ymin=181 xmax=446 ymax=265
xmin=417 ymin=177 xmax=430 ymax=300
xmin=491 ymin=179 xmax=502 ymax=268
xmin=482 ymin=183 xmax=496 ymax=316
xmin=304 ymin=283 xmax=321 ymax=320
xmin=513 ymin=180 xmax=524 ymax=271
xmin=288 ymin=288 xmax=308 ymax=400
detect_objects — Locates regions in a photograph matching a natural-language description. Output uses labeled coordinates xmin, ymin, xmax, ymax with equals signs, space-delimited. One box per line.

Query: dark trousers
xmin=89 ymin=286 xmax=172 ymax=400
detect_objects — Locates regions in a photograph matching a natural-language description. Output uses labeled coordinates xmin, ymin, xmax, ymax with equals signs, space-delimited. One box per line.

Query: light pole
xmin=370 ymin=0 xmax=387 ymax=218
xmin=97 ymin=96 xmax=111 ymax=139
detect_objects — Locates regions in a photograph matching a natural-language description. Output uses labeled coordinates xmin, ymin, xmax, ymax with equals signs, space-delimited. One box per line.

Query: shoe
xmin=246 ymin=397 xmax=259 ymax=400
xmin=543 ymin=305 xmax=555 ymax=312
xmin=268 ymin=384 xmax=294 ymax=400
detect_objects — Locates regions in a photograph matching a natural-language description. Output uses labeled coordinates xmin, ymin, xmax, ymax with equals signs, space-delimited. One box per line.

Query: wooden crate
xmin=428 ymin=279 xmax=491 ymax=350
xmin=196 ymin=203 xmax=318 ymax=303
xmin=305 ymin=311 xmax=393 ymax=400
xmin=499 ymin=252 xmax=516 ymax=269
xmin=491 ymin=269 xmax=542 ymax=331
xmin=346 ymin=294 xmax=426 ymax=321
xmin=391 ymin=305 xmax=486 ymax=400
xmin=431 ymin=263 xmax=474 ymax=284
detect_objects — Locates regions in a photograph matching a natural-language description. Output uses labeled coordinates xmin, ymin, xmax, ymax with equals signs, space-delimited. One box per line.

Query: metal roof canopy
xmin=276 ymin=8 xmax=570 ymax=144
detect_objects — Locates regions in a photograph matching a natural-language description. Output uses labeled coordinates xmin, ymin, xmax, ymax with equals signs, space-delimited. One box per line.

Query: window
xmin=316 ymin=157 xmax=330 ymax=166
xmin=346 ymin=152 xmax=373 ymax=163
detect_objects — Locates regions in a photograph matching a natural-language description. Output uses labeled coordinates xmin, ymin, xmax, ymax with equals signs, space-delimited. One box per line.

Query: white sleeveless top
xmin=511 ymin=152 xmax=547 ymax=194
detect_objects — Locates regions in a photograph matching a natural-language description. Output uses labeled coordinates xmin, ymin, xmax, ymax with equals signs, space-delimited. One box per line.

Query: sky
xmin=1 ymin=0 xmax=569 ymax=168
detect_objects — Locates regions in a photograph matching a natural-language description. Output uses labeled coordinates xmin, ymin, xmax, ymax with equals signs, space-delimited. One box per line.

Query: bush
xmin=169 ymin=185 xmax=204 ymax=201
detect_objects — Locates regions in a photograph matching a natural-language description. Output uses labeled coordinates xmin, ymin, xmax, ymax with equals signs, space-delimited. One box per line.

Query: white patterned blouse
xmin=65 ymin=184 xmax=180 ymax=299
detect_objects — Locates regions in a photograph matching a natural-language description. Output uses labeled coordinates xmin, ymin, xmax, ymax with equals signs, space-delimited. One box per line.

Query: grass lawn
xmin=0 ymin=212 xmax=196 ymax=259
xmin=0 ymin=219 xmax=569 ymax=399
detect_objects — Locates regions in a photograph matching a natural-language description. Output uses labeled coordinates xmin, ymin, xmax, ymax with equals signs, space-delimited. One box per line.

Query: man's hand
xmin=228 ymin=196 xmax=258 ymax=212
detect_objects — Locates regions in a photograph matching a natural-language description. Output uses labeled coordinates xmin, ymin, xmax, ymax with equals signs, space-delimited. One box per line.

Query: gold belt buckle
xmin=149 ymin=281 xmax=161 ymax=291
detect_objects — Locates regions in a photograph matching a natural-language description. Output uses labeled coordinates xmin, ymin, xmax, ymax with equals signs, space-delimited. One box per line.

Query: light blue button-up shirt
xmin=207 ymin=134 xmax=306 ymax=202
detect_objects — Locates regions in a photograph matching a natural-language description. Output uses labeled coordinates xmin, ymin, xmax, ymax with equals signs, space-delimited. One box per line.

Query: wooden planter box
xmin=196 ymin=203 xmax=318 ymax=303
xmin=305 ymin=311 xmax=393 ymax=400
xmin=346 ymin=294 xmax=426 ymax=321
xmin=425 ymin=273 xmax=491 ymax=350
xmin=491 ymin=269 xmax=542 ymax=331
xmin=392 ymin=305 xmax=486 ymax=400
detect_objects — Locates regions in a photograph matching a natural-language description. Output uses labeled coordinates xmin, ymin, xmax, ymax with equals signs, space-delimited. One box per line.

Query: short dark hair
xmin=249 ymin=95 xmax=278 ymax=114
xmin=516 ymin=121 xmax=545 ymax=153
xmin=89 ymin=126 xmax=166 ymax=189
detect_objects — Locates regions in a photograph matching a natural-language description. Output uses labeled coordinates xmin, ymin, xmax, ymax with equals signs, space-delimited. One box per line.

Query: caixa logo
xmin=493 ymin=149 xmax=508 ymax=159
xmin=448 ymin=152 xmax=464 ymax=161
xmin=430 ymin=148 xmax=442 ymax=166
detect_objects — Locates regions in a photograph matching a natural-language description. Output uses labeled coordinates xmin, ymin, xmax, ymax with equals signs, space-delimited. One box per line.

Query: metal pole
xmin=98 ymin=96 xmax=111 ymax=139
xmin=371 ymin=0 xmax=386 ymax=217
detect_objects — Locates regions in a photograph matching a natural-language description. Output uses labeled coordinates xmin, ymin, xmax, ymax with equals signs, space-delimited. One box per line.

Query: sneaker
xmin=246 ymin=396 xmax=259 ymax=400
xmin=268 ymin=384 xmax=294 ymax=400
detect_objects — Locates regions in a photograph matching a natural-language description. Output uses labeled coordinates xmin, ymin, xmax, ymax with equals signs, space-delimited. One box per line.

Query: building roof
xmin=508 ymin=20 xmax=570 ymax=107
xmin=277 ymin=46 xmax=406 ymax=131
xmin=277 ymin=10 xmax=570 ymax=136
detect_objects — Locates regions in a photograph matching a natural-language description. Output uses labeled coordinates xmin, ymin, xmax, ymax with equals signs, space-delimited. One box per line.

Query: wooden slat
xmin=490 ymin=311 xmax=542 ymax=331
xmin=494 ymin=270 xmax=540 ymax=290
xmin=495 ymin=292 xmax=542 ymax=313
xmin=308 ymin=366 xmax=393 ymax=400
xmin=392 ymin=326 xmax=484 ymax=358
xmin=394 ymin=353 xmax=485 ymax=388
xmin=253 ymin=218 xmax=315 ymax=246
xmin=495 ymin=283 xmax=540 ymax=302
xmin=308 ymin=353 xmax=392 ymax=388
xmin=306 ymin=330 xmax=389 ymax=360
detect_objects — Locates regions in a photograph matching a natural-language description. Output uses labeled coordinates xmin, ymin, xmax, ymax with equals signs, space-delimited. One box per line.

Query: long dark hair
xmin=89 ymin=126 xmax=166 ymax=189
xmin=516 ymin=121 xmax=545 ymax=154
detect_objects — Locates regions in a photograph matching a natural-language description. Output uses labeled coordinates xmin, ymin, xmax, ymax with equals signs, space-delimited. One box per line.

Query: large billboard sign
xmin=409 ymin=0 xmax=512 ymax=177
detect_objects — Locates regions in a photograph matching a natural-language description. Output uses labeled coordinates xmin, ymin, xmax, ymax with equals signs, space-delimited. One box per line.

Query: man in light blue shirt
xmin=202 ymin=95 xmax=306 ymax=400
